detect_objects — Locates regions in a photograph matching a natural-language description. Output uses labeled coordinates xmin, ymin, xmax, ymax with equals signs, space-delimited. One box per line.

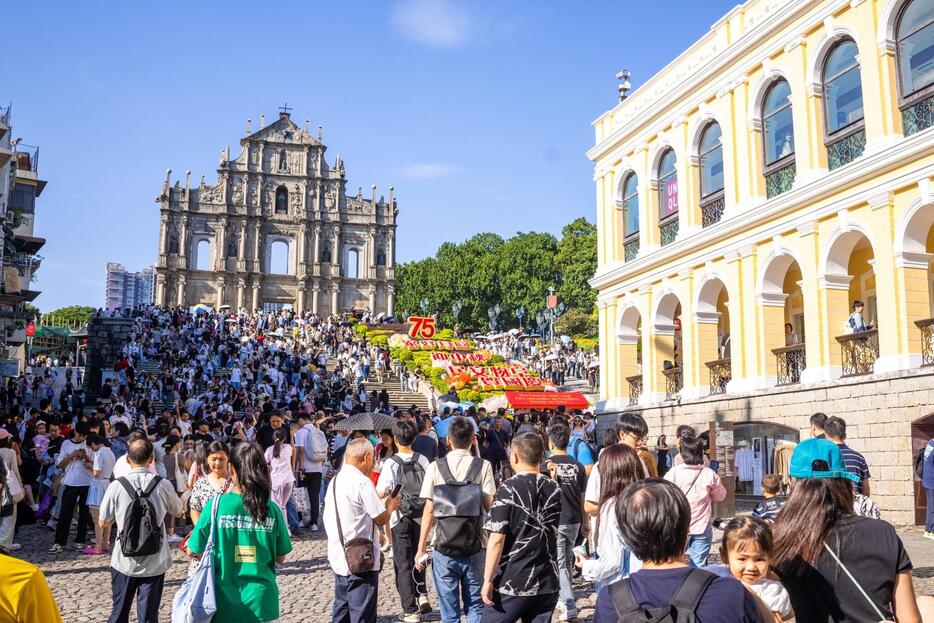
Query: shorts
xmin=87 ymin=479 xmax=109 ymax=507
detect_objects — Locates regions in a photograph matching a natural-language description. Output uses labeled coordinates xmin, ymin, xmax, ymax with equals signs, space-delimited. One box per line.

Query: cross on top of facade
xmin=279 ymin=103 xmax=293 ymax=115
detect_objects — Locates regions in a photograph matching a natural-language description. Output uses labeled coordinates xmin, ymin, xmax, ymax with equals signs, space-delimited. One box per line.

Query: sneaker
xmin=8 ymin=543 xmax=21 ymax=551
xmin=309 ymin=524 xmax=319 ymax=532
xmin=82 ymin=546 xmax=103 ymax=555
xmin=402 ymin=613 xmax=421 ymax=623
xmin=46 ymin=519 xmax=57 ymax=530
xmin=75 ymin=543 xmax=87 ymax=550
xmin=925 ymin=531 xmax=934 ymax=541
xmin=48 ymin=544 xmax=63 ymax=554
xmin=166 ymin=533 xmax=183 ymax=543
xmin=417 ymin=595 xmax=431 ymax=614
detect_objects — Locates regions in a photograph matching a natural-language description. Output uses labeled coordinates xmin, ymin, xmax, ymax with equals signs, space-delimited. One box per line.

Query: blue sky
xmin=5 ymin=0 xmax=734 ymax=311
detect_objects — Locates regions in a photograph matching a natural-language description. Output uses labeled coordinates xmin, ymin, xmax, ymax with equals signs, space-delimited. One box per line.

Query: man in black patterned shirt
xmin=481 ymin=432 xmax=561 ymax=623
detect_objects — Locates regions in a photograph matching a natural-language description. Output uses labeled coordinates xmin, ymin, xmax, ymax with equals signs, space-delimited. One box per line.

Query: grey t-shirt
xmin=100 ymin=467 xmax=183 ymax=577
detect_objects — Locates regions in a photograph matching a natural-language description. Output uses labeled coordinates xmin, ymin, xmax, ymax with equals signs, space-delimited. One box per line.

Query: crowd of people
xmin=0 ymin=303 xmax=931 ymax=623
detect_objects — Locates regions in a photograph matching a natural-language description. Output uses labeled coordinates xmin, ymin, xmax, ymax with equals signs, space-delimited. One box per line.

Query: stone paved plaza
xmin=9 ymin=521 xmax=934 ymax=622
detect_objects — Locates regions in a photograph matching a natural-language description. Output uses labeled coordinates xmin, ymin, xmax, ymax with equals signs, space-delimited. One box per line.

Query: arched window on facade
xmin=657 ymin=149 xmax=678 ymax=246
xmin=269 ymin=240 xmax=289 ymax=275
xmin=699 ymin=122 xmax=725 ymax=227
xmin=195 ymin=240 xmax=210 ymax=271
xmin=896 ymin=0 xmax=934 ymax=134
xmin=762 ymin=80 xmax=796 ymax=198
xmin=275 ymin=186 xmax=288 ymax=214
xmin=278 ymin=149 xmax=288 ymax=171
xmin=346 ymin=248 xmax=359 ymax=278
xmin=621 ymin=173 xmax=639 ymax=261
xmin=823 ymin=40 xmax=865 ymax=169
xmin=376 ymin=248 xmax=386 ymax=266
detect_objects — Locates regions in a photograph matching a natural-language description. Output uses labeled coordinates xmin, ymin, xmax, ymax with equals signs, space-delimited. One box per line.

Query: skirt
xmin=87 ymin=479 xmax=109 ymax=507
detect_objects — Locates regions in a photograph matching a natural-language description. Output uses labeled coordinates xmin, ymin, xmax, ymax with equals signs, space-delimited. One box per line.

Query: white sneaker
xmin=166 ymin=533 xmax=183 ymax=543
xmin=402 ymin=613 xmax=421 ymax=623
xmin=310 ymin=524 xmax=319 ymax=532
xmin=48 ymin=544 xmax=63 ymax=554
xmin=75 ymin=543 xmax=87 ymax=550
xmin=8 ymin=543 xmax=21 ymax=551
xmin=46 ymin=519 xmax=57 ymax=530
xmin=417 ymin=594 xmax=431 ymax=614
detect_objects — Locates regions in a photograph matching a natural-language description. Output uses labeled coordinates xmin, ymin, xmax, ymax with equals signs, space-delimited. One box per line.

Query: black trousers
xmin=303 ymin=471 xmax=322 ymax=526
xmin=55 ymin=485 xmax=89 ymax=546
xmin=333 ymin=570 xmax=379 ymax=623
xmin=482 ymin=592 xmax=558 ymax=623
xmin=108 ymin=569 xmax=165 ymax=623
xmin=392 ymin=515 xmax=425 ymax=614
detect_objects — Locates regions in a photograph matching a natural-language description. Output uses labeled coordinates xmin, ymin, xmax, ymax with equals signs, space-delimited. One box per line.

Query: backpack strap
xmin=670 ymin=568 xmax=716 ymax=612
xmin=608 ymin=579 xmax=641 ymax=615
xmin=436 ymin=456 xmax=456 ymax=484
xmin=140 ymin=475 xmax=162 ymax=497
xmin=116 ymin=477 xmax=138 ymax=499
xmin=464 ymin=457 xmax=483 ymax=484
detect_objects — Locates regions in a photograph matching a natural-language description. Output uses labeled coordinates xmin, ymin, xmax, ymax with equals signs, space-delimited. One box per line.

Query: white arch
xmin=269 ymin=240 xmax=289 ymax=275
xmin=808 ymin=25 xmax=861 ymax=94
xmin=192 ymin=236 xmax=213 ymax=271
xmin=263 ymin=234 xmax=295 ymax=275
xmin=654 ymin=289 xmax=682 ymax=328
xmin=648 ymin=141 xmax=677 ymax=185
xmin=820 ymin=222 xmax=878 ymax=277
xmin=879 ymin=0 xmax=914 ymax=52
xmin=695 ymin=274 xmax=729 ymax=317
xmin=345 ymin=247 xmax=361 ymax=279
xmin=759 ymin=248 xmax=806 ymax=295
xmin=748 ymin=68 xmax=792 ymax=131
xmin=616 ymin=302 xmax=643 ymax=342
xmin=689 ymin=113 xmax=721 ymax=163
xmin=895 ymin=197 xmax=934 ymax=255
xmin=613 ymin=162 xmax=640 ymax=206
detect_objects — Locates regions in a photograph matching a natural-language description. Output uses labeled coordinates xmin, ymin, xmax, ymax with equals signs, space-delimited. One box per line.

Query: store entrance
xmin=733 ymin=422 xmax=799 ymax=501
xmin=912 ymin=413 xmax=934 ymax=526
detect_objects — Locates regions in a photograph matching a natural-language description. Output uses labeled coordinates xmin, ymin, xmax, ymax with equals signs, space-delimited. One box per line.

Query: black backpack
xmin=432 ymin=457 xmax=484 ymax=557
xmin=609 ymin=568 xmax=715 ymax=623
xmin=916 ymin=446 xmax=927 ymax=479
xmin=117 ymin=476 xmax=164 ymax=557
xmin=390 ymin=453 xmax=426 ymax=518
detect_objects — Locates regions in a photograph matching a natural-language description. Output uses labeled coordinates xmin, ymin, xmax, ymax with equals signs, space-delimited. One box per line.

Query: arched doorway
xmin=346 ymin=248 xmax=360 ymax=279
xmin=654 ymin=292 xmax=683 ymax=400
xmin=269 ymin=240 xmax=289 ymax=275
xmin=823 ymin=228 xmax=877 ymax=377
xmin=194 ymin=239 xmax=211 ymax=271
xmin=696 ymin=276 xmax=731 ymax=394
xmin=733 ymin=421 xmax=800 ymax=498
xmin=761 ymin=252 xmax=806 ymax=384
xmin=898 ymin=201 xmax=934 ymax=367
xmin=617 ymin=304 xmax=642 ymax=404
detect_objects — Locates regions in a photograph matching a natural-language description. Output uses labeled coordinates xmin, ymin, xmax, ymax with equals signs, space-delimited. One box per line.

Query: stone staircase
xmin=327 ymin=358 xmax=430 ymax=412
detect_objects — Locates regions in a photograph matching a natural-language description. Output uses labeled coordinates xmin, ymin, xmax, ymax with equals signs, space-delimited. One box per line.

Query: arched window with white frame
xmin=896 ymin=0 xmax=934 ymax=134
xmin=621 ymin=173 xmax=639 ymax=261
xmin=823 ymin=39 xmax=865 ymax=169
xmin=657 ymin=149 xmax=678 ymax=246
xmin=698 ymin=122 xmax=725 ymax=227
xmin=762 ymin=80 xmax=796 ymax=198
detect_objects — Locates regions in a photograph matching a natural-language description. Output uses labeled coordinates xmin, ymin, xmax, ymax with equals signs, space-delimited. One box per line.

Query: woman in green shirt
xmin=188 ymin=442 xmax=293 ymax=623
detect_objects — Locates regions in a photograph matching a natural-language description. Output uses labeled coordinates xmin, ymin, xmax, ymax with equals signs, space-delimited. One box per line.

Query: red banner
xmin=504 ymin=391 xmax=590 ymax=410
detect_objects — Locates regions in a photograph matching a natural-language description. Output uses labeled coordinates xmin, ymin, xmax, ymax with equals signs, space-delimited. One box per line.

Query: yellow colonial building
xmin=589 ymin=0 xmax=934 ymax=524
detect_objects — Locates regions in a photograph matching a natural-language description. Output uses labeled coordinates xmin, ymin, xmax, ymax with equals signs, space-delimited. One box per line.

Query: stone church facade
xmin=154 ymin=109 xmax=397 ymax=315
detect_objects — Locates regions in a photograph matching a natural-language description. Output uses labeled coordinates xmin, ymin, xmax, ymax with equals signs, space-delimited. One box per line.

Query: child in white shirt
xmin=720 ymin=515 xmax=793 ymax=622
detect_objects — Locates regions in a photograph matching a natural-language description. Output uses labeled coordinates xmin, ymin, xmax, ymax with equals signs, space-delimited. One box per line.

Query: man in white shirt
xmin=51 ymin=422 xmax=94 ymax=553
xmin=99 ymin=437 xmax=183 ymax=623
xmin=109 ymin=405 xmax=132 ymax=430
xmin=324 ymin=438 xmax=398 ymax=623
xmin=294 ymin=412 xmax=328 ymax=530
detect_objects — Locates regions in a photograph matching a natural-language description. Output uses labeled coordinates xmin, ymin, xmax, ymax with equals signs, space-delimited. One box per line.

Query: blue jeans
xmin=432 ymin=549 xmax=484 ymax=623
xmin=925 ymin=487 xmax=934 ymax=533
xmin=285 ymin=497 xmax=300 ymax=531
xmin=556 ymin=523 xmax=579 ymax=616
xmin=687 ymin=525 xmax=713 ymax=568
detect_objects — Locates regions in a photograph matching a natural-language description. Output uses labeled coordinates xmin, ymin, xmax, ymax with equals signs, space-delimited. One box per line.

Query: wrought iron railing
xmin=624 ymin=238 xmax=640 ymax=262
xmin=826 ymin=129 xmax=865 ymax=170
xmin=626 ymin=374 xmax=642 ymax=405
xmin=765 ymin=162 xmax=795 ymax=199
xmin=903 ymin=95 xmax=934 ymax=136
xmin=772 ymin=343 xmax=806 ymax=385
xmin=659 ymin=218 xmax=679 ymax=247
xmin=705 ymin=358 xmax=731 ymax=394
xmin=916 ymin=318 xmax=934 ymax=368
xmin=14 ymin=144 xmax=39 ymax=172
xmin=662 ymin=366 xmax=682 ymax=400
xmin=836 ymin=328 xmax=879 ymax=377
xmin=700 ymin=194 xmax=725 ymax=228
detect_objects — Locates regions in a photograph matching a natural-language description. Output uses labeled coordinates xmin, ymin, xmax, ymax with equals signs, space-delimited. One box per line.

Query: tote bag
xmin=172 ymin=493 xmax=222 ymax=623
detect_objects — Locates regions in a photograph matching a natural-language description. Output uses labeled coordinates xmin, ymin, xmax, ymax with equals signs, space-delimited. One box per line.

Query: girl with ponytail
xmin=186 ymin=442 xmax=293 ymax=622
xmin=264 ymin=427 xmax=295 ymax=520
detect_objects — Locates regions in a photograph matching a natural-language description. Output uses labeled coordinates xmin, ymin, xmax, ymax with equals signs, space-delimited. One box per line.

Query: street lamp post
xmin=515 ymin=306 xmax=525 ymax=330
xmin=487 ymin=303 xmax=501 ymax=332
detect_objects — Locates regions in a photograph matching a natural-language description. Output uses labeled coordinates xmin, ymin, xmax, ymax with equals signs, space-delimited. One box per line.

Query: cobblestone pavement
xmin=10 ymin=522 xmax=934 ymax=622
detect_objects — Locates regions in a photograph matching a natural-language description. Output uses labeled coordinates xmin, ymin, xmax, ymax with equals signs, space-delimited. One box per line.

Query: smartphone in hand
xmin=390 ymin=483 xmax=403 ymax=498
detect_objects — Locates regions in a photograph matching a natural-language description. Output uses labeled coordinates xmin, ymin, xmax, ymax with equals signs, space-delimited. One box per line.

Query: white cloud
xmin=398 ymin=163 xmax=459 ymax=179
xmin=390 ymin=0 xmax=472 ymax=48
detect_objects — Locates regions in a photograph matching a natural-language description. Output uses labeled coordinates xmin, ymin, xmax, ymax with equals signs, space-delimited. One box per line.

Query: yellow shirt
xmin=0 ymin=556 xmax=63 ymax=623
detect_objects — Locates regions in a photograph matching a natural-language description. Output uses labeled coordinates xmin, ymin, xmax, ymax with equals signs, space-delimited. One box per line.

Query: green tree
xmin=44 ymin=306 xmax=96 ymax=328
xmin=555 ymin=309 xmax=597 ymax=338
xmin=556 ymin=217 xmax=598 ymax=312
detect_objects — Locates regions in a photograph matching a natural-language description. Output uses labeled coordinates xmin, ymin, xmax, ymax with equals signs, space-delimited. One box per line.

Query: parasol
xmin=332 ymin=412 xmax=398 ymax=433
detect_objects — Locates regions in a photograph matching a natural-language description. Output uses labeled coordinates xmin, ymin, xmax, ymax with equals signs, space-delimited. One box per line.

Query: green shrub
xmin=399 ymin=350 xmax=415 ymax=363
xmin=371 ymin=335 xmax=389 ymax=348
xmin=572 ymin=335 xmax=598 ymax=351
xmin=435 ymin=328 xmax=455 ymax=340
xmin=490 ymin=355 xmax=506 ymax=365
xmin=354 ymin=324 xmax=368 ymax=336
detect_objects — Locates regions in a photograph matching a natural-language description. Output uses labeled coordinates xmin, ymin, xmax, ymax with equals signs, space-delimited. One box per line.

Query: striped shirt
xmin=837 ymin=443 xmax=871 ymax=494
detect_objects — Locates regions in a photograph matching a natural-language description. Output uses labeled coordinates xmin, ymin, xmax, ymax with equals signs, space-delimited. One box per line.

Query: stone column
xmin=313 ymin=225 xmax=321 ymax=266
xmin=297 ymin=280 xmax=306 ymax=314
xmin=216 ymin=219 xmax=227 ymax=271
xmin=179 ymin=217 xmax=189 ymax=265
xmin=298 ymin=224 xmax=307 ymax=274
xmin=159 ymin=215 xmax=168 ymax=255
xmin=387 ymin=284 xmax=395 ymax=316
xmin=331 ymin=285 xmax=339 ymax=315
xmin=251 ymin=282 xmax=260 ymax=311
xmin=176 ymin=276 xmax=186 ymax=307
xmin=155 ymin=274 xmax=166 ymax=306
xmin=311 ymin=279 xmax=320 ymax=315
xmin=332 ymin=233 xmax=340 ymax=275
xmin=238 ymin=221 xmax=247 ymax=271
xmin=368 ymin=285 xmax=376 ymax=313
xmin=387 ymin=232 xmax=395 ymax=268
xmin=236 ymin=279 xmax=245 ymax=310
xmin=216 ymin=279 xmax=224 ymax=308
xmin=254 ymin=221 xmax=262 ymax=272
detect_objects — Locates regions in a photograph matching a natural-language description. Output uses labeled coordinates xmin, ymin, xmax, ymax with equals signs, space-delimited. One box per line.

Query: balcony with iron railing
xmin=14 ymin=144 xmax=39 ymax=173
xmin=662 ymin=366 xmax=682 ymax=400
xmin=836 ymin=329 xmax=879 ymax=378
xmin=705 ymin=358 xmax=731 ymax=395
xmin=772 ymin=343 xmax=806 ymax=385
xmin=626 ymin=374 xmax=643 ymax=405
xmin=916 ymin=318 xmax=934 ymax=368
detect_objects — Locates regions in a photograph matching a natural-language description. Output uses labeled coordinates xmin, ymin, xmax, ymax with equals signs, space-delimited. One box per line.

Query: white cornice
xmin=589 ymin=130 xmax=934 ymax=294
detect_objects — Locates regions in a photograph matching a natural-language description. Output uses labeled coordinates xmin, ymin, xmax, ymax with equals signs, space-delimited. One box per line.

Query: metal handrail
xmin=625 ymin=374 xmax=643 ymax=405
xmin=772 ymin=343 xmax=806 ymax=385
xmin=662 ymin=366 xmax=682 ymax=400
xmin=705 ymin=358 xmax=731 ymax=394
xmin=916 ymin=318 xmax=934 ymax=368
xmin=835 ymin=328 xmax=879 ymax=377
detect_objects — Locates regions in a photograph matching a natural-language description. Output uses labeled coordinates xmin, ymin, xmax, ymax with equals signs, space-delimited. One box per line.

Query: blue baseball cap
xmin=789 ymin=438 xmax=861 ymax=483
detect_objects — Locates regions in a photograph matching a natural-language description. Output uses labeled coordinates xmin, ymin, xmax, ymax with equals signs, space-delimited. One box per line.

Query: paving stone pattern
xmin=12 ymin=523 xmax=934 ymax=622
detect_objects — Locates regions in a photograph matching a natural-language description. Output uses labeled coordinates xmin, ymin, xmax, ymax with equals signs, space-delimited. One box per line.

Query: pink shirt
xmin=663 ymin=463 xmax=726 ymax=535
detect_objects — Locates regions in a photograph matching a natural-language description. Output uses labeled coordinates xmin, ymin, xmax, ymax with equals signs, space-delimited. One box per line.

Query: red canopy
xmin=504 ymin=391 xmax=591 ymax=410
